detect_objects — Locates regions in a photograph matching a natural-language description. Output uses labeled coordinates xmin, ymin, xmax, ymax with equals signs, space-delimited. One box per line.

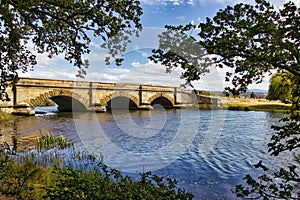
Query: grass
xmin=0 ymin=111 xmax=17 ymax=126
xmin=36 ymin=133 xmax=74 ymax=152
xmin=197 ymin=104 xmax=216 ymax=110
xmin=196 ymin=97 xmax=293 ymax=112
xmin=225 ymin=102 xmax=291 ymax=112
xmin=0 ymin=134 xmax=194 ymax=200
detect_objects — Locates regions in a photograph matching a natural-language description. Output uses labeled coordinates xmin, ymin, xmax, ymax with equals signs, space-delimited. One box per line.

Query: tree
xmin=150 ymin=24 xmax=211 ymax=87
xmin=267 ymin=71 xmax=295 ymax=103
xmin=151 ymin=0 xmax=300 ymax=199
xmin=250 ymin=91 xmax=257 ymax=99
xmin=151 ymin=0 xmax=300 ymax=93
xmin=0 ymin=0 xmax=143 ymax=101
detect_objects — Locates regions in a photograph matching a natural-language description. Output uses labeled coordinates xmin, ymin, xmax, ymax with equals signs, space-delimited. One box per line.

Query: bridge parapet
xmin=1 ymin=78 xmax=197 ymax=115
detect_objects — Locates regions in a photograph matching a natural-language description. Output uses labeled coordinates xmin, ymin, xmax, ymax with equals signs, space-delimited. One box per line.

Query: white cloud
xmin=90 ymin=60 xmax=236 ymax=91
xmin=198 ymin=0 xmax=225 ymax=5
xmin=86 ymin=51 xmax=108 ymax=62
xmin=97 ymin=73 xmax=124 ymax=82
xmin=170 ymin=0 xmax=185 ymax=5
xmin=135 ymin=49 xmax=151 ymax=58
xmin=187 ymin=0 xmax=195 ymax=5
xmin=35 ymin=53 xmax=55 ymax=68
xmin=119 ymin=60 xmax=185 ymax=86
xmin=176 ymin=16 xmax=186 ymax=21
xmin=22 ymin=67 xmax=77 ymax=80
xmin=131 ymin=61 xmax=142 ymax=68
xmin=21 ymin=56 xmax=269 ymax=92
xmin=106 ymin=68 xmax=132 ymax=74
xmin=290 ymin=0 xmax=300 ymax=7
xmin=140 ymin=0 xmax=167 ymax=6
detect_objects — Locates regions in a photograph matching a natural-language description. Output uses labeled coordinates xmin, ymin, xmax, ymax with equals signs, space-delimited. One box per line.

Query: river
xmin=0 ymin=106 xmax=292 ymax=199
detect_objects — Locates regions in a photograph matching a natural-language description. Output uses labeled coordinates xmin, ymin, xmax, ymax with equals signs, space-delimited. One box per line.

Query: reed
xmin=0 ymin=136 xmax=193 ymax=200
xmin=36 ymin=133 xmax=73 ymax=152
xmin=0 ymin=111 xmax=17 ymax=126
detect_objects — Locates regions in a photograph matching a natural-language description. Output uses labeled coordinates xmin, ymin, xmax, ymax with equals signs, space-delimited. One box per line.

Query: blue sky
xmin=22 ymin=0 xmax=300 ymax=91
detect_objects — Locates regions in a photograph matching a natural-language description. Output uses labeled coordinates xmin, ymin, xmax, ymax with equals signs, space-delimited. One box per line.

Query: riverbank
xmin=224 ymin=99 xmax=291 ymax=112
xmin=198 ymin=96 xmax=291 ymax=112
xmin=0 ymin=134 xmax=193 ymax=200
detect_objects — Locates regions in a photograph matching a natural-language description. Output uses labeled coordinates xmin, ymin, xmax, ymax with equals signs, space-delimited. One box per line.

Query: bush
xmin=0 ymin=135 xmax=194 ymax=200
xmin=44 ymin=166 xmax=193 ymax=200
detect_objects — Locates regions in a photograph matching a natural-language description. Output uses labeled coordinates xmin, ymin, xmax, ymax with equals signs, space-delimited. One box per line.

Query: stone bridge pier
xmin=0 ymin=78 xmax=197 ymax=115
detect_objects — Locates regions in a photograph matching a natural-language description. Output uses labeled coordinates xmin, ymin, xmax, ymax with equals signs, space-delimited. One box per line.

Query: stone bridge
xmin=0 ymin=77 xmax=196 ymax=115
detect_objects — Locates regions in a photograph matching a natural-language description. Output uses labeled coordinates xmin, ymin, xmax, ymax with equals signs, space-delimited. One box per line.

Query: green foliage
xmin=44 ymin=166 xmax=193 ymax=200
xmin=0 ymin=0 xmax=143 ymax=101
xmin=267 ymin=71 xmax=295 ymax=103
xmin=235 ymin=79 xmax=300 ymax=199
xmin=149 ymin=24 xmax=211 ymax=87
xmin=226 ymin=103 xmax=291 ymax=112
xmin=0 ymin=111 xmax=17 ymax=126
xmin=0 ymin=142 xmax=48 ymax=199
xmin=0 ymin=135 xmax=193 ymax=200
xmin=152 ymin=0 xmax=300 ymax=94
xmin=269 ymin=113 xmax=300 ymax=156
xmin=250 ymin=92 xmax=257 ymax=99
xmin=235 ymin=161 xmax=299 ymax=199
xmin=36 ymin=133 xmax=73 ymax=152
xmin=197 ymin=104 xmax=214 ymax=110
xmin=227 ymin=105 xmax=250 ymax=111
xmin=198 ymin=0 xmax=300 ymax=94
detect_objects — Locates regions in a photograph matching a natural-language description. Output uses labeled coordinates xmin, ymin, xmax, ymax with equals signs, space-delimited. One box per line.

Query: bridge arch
xmin=29 ymin=89 xmax=89 ymax=111
xmin=100 ymin=93 xmax=139 ymax=110
xmin=148 ymin=93 xmax=174 ymax=108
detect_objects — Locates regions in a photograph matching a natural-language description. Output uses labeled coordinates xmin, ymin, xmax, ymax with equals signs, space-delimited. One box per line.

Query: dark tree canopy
xmin=198 ymin=0 xmax=300 ymax=93
xmin=149 ymin=24 xmax=211 ymax=87
xmin=0 ymin=0 xmax=142 ymax=101
xmin=151 ymin=0 xmax=300 ymax=94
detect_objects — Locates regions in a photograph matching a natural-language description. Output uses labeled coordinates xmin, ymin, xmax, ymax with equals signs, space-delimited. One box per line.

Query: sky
xmin=22 ymin=0 xmax=300 ymax=92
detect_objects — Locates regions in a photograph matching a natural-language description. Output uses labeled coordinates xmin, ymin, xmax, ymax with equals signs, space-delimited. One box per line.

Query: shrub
xmin=0 ymin=135 xmax=194 ymax=200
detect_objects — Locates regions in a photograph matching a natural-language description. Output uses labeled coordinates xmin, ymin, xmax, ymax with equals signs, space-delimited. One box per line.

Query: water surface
xmin=1 ymin=106 xmax=291 ymax=199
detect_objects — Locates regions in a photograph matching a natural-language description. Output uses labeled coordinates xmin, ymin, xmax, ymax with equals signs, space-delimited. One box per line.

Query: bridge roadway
xmin=0 ymin=77 xmax=197 ymax=115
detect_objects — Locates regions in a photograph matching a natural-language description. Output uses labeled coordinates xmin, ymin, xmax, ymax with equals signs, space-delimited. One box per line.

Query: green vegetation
xmin=36 ymin=133 xmax=73 ymax=152
xmin=1 ymin=0 xmax=300 ymax=199
xmin=0 ymin=135 xmax=193 ymax=200
xmin=227 ymin=105 xmax=250 ymax=111
xmin=0 ymin=111 xmax=17 ymax=126
xmin=226 ymin=103 xmax=291 ymax=112
xmin=197 ymin=104 xmax=215 ymax=110
xmin=267 ymin=71 xmax=295 ymax=103
xmin=0 ymin=0 xmax=142 ymax=101
xmin=249 ymin=92 xmax=257 ymax=99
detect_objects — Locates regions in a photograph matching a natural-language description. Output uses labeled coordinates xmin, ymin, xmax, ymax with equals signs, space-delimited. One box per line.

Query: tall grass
xmin=36 ymin=133 xmax=73 ymax=152
xmin=0 ymin=111 xmax=17 ymax=126
xmin=226 ymin=103 xmax=291 ymax=112
xmin=0 ymin=134 xmax=194 ymax=200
